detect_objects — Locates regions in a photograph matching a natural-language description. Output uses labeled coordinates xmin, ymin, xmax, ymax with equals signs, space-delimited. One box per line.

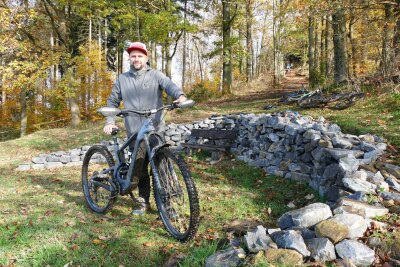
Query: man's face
xmin=129 ymin=50 xmax=148 ymax=70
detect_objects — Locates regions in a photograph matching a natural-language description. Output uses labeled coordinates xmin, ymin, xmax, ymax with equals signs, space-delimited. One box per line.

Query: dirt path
xmin=206 ymin=70 xmax=308 ymax=105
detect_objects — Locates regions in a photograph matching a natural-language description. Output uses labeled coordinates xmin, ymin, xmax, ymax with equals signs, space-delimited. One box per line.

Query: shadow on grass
xmin=184 ymin=151 xmax=323 ymax=227
xmin=0 ymin=166 xmax=181 ymax=266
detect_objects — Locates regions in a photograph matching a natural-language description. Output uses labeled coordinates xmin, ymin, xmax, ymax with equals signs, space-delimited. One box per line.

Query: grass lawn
xmin=0 ymin=86 xmax=399 ymax=266
xmin=0 ymin=150 xmax=321 ymax=266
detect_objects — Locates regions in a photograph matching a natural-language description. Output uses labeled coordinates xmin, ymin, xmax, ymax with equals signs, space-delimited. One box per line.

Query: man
xmin=104 ymin=41 xmax=187 ymax=215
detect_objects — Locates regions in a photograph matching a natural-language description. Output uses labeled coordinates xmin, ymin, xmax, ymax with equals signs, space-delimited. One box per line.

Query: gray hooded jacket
xmin=106 ymin=66 xmax=184 ymax=136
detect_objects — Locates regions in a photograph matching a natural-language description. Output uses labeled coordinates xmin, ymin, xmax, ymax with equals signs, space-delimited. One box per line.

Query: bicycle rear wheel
xmin=82 ymin=145 xmax=117 ymax=213
xmin=152 ymin=148 xmax=199 ymax=242
xmin=333 ymin=92 xmax=365 ymax=110
xmin=297 ymin=93 xmax=327 ymax=108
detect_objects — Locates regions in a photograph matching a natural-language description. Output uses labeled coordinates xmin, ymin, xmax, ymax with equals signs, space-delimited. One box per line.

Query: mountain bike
xmin=81 ymin=100 xmax=199 ymax=242
xmin=297 ymin=80 xmax=365 ymax=109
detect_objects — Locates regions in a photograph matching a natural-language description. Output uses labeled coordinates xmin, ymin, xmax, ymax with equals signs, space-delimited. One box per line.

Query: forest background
xmin=0 ymin=0 xmax=399 ymax=141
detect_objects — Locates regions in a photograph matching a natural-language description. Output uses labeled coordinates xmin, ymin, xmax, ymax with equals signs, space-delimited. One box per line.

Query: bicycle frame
xmin=96 ymin=100 xmax=194 ymax=195
xmin=107 ymin=116 xmax=166 ymax=195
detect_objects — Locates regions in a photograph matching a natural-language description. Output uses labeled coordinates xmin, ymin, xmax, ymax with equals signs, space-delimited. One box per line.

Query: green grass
xmin=0 ymin=89 xmax=399 ymax=266
xmin=0 ymin=148 xmax=322 ymax=266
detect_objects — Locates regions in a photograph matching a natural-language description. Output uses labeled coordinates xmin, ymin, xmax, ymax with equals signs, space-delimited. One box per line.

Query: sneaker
xmin=131 ymin=197 xmax=150 ymax=216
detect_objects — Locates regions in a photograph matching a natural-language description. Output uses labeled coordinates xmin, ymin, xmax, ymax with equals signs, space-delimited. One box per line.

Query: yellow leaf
xmin=143 ymin=242 xmax=154 ymax=247
xmin=92 ymin=239 xmax=102 ymax=245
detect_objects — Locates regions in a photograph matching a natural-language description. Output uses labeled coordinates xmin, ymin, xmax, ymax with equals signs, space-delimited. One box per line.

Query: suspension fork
xmin=145 ymin=135 xmax=163 ymax=194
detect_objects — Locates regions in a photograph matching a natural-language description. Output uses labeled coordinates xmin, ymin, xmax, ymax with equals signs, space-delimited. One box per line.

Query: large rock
xmin=335 ymin=239 xmax=375 ymax=266
xmin=16 ymin=164 xmax=31 ymax=171
xmin=332 ymin=137 xmax=353 ymax=149
xmin=244 ymin=225 xmax=277 ymax=253
xmin=334 ymin=198 xmax=389 ymax=218
xmin=383 ymin=163 xmax=400 ymax=179
xmin=205 ymin=248 xmax=246 ymax=267
xmin=379 ymin=191 xmax=400 ymax=201
xmin=330 ymin=214 xmax=368 ymax=239
xmin=315 ymin=220 xmax=349 ymax=244
xmin=324 ymin=148 xmax=364 ymax=160
xmin=339 ymin=155 xmax=360 ymax=174
xmin=32 ymin=157 xmax=46 ymax=164
xmin=386 ymin=176 xmax=400 ymax=192
xmin=44 ymin=162 xmax=64 ymax=169
xmin=270 ymin=230 xmax=310 ymax=257
xmin=264 ymin=249 xmax=303 ymax=266
xmin=306 ymin=238 xmax=336 ymax=262
xmin=342 ymin=177 xmax=377 ymax=193
xmin=277 ymin=203 xmax=332 ymax=229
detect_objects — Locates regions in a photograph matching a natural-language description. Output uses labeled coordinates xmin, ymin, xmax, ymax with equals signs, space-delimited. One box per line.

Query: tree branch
xmin=42 ymin=0 xmax=66 ymax=46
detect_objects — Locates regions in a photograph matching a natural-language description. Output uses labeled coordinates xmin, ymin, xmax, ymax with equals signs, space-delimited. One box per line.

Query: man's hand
xmin=175 ymin=94 xmax=187 ymax=104
xmin=104 ymin=124 xmax=118 ymax=135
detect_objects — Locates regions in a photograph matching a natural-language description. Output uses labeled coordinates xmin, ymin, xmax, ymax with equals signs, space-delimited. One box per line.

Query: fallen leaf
xmin=70 ymin=233 xmax=79 ymax=242
xmin=71 ymin=244 xmax=80 ymax=251
xmin=287 ymin=202 xmax=296 ymax=208
xmin=92 ymin=239 xmax=102 ymax=245
xmin=164 ymin=243 xmax=174 ymax=249
xmin=44 ymin=210 xmax=52 ymax=216
xmin=143 ymin=242 xmax=155 ymax=247
xmin=98 ymin=235 xmax=109 ymax=241
xmin=120 ymin=218 xmax=130 ymax=226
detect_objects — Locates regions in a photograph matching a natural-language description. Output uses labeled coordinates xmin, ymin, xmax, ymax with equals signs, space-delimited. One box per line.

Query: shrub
xmin=187 ymin=80 xmax=221 ymax=103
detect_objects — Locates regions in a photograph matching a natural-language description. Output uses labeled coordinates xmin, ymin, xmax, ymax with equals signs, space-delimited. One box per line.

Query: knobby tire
xmin=152 ymin=148 xmax=200 ymax=242
xmin=82 ymin=145 xmax=116 ymax=213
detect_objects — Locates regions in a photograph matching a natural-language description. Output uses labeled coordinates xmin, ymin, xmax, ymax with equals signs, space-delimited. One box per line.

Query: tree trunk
xmin=308 ymin=15 xmax=316 ymax=87
xmin=150 ymin=42 xmax=157 ymax=69
xmin=104 ymin=19 xmax=108 ymax=62
xmin=393 ymin=3 xmax=400 ymax=75
xmin=222 ymin=0 xmax=232 ymax=94
xmin=325 ymin=15 xmax=330 ymax=78
xmin=332 ymin=7 xmax=348 ymax=84
xmin=257 ymin=11 xmax=268 ymax=77
xmin=69 ymin=96 xmax=81 ymax=127
xmin=246 ymin=0 xmax=253 ymax=82
xmin=380 ymin=3 xmax=392 ymax=82
xmin=348 ymin=7 xmax=357 ymax=78
xmin=273 ymin=0 xmax=284 ymax=85
xmin=181 ymin=0 xmax=188 ymax=91
xmin=193 ymin=40 xmax=204 ymax=82
xmin=1 ymin=57 xmax=4 ymax=108
xmin=320 ymin=17 xmax=325 ymax=76
xmin=314 ymin=19 xmax=320 ymax=73
xmin=20 ymin=87 xmax=27 ymax=137
xmin=238 ymin=29 xmax=243 ymax=74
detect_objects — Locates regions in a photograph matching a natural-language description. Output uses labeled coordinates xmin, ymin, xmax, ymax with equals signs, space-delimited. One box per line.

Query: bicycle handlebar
xmin=98 ymin=99 xmax=195 ymax=118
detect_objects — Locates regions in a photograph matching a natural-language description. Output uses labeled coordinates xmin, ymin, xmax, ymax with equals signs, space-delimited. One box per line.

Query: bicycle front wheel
xmin=152 ymin=148 xmax=199 ymax=242
xmin=82 ymin=145 xmax=116 ymax=213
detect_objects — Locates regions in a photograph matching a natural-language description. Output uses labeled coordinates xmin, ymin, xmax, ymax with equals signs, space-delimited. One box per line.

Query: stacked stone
xmin=15 ymin=141 xmax=115 ymax=171
xmin=163 ymin=114 xmax=237 ymax=148
xmin=16 ymin=111 xmax=400 ymax=206
xmin=224 ymin=111 xmax=397 ymax=203
xmin=206 ymin=202 xmax=395 ymax=266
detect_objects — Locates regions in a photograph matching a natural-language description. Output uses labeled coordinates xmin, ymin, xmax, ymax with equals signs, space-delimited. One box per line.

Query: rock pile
xmin=16 ymin=111 xmax=400 ymax=205
xmin=205 ymin=202 xmax=398 ymax=266
xmin=166 ymin=111 xmax=400 ymax=203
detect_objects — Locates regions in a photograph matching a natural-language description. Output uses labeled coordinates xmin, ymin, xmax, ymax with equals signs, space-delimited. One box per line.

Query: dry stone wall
xmin=164 ymin=111 xmax=398 ymax=203
xmin=17 ymin=111 xmax=400 ymax=204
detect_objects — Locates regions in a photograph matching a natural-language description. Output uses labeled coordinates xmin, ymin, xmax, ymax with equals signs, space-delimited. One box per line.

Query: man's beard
xmin=132 ymin=63 xmax=144 ymax=70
